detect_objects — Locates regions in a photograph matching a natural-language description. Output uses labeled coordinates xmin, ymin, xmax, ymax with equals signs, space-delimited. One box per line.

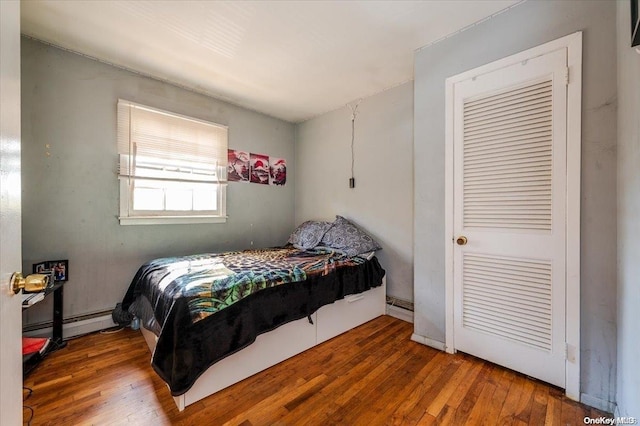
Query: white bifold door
xmin=451 ymin=47 xmax=569 ymax=388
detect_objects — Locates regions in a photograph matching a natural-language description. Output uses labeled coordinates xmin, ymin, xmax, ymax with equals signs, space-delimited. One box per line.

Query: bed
xmin=121 ymin=219 xmax=386 ymax=411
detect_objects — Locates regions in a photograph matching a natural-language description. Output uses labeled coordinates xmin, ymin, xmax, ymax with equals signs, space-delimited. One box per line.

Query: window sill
xmin=118 ymin=215 xmax=227 ymax=225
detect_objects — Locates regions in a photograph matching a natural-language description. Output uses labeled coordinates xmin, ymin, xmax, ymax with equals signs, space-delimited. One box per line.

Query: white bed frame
xmin=140 ymin=277 xmax=386 ymax=411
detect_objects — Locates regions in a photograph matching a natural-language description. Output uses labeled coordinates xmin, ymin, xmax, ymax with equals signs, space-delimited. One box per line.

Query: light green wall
xmin=413 ymin=0 xmax=617 ymax=411
xmin=21 ymin=38 xmax=295 ymax=326
xmin=616 ymin=0 xmax=640 ymax=417
xmin=295 ymin=82 xmax=414 ymax=303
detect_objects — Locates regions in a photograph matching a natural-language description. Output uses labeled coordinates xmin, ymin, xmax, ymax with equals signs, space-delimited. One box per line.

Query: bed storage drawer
xmin=316 ymin=278 xmax=386 ymax=344
xmin=182 ymin=312 xmax=317 ymax=408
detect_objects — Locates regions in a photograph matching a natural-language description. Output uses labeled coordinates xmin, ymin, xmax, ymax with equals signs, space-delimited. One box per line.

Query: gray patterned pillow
xmin=320 ymin=216 xmax=381 ymax=257
xmin=288 ymin=221 xmax=332 ymax=250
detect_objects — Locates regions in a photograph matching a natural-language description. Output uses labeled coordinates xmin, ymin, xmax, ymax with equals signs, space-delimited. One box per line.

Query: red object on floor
xmin=22 ymin=337 xmax=49 ymax=355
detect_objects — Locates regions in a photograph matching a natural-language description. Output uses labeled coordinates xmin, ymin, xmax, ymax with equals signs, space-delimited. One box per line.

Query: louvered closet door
xmin=452 ymin=48 xmax=567 ymax=387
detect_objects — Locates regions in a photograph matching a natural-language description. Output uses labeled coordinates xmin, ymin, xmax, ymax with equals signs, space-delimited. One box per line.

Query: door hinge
xmin=565 ymin=342 xmax=576 ymax=363
xmin=564 ymin=67 xmax=570 ymax=85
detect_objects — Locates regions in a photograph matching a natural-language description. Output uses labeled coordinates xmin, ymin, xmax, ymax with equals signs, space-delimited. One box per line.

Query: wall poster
xmin=227 ymin=149 xmax=250 ymax=182
xmin=250 ymin=153 xmax=270 ymax=185
xmin=270 ymin=158 xmax=286 ymax=186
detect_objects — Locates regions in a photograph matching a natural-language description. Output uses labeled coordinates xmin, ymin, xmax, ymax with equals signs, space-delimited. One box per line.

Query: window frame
xmin=117 ymin=100 xmax=228 ymax=225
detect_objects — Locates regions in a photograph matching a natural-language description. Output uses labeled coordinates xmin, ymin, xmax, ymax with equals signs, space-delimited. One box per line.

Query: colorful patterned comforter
xmin=121 ymin=246 xmax=385 ymax=396
xmin=169 ymin=247 xmax=367 ymax=323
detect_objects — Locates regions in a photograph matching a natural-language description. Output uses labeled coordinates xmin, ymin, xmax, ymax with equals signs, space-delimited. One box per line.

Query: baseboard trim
xmin=580 ymin=393 xmax=616 ymax=414
xmin=23 ymin=313 xmax=116 ymax=340
xmin=411 ymin=333 xmax=446 ymax=351
xmin=386 ymin=304 xmax=413 ymax=323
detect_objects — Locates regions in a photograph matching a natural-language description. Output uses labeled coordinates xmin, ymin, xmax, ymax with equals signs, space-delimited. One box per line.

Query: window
xmin=117 ymin=100 xmax=228 ymax=225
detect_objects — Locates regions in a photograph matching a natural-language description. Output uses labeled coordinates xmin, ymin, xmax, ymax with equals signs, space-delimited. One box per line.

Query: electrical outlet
xmin=349 ymin=178 xmax=355 ymax=188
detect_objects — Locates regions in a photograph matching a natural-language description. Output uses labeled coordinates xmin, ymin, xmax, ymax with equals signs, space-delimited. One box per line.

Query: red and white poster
xmin=227 ymin=149 xmax=250 ymax=182
xmin=269 ymin=158 xmax=286 ymax=186
xmin=250 ymin=153 xmax=270 ymax=185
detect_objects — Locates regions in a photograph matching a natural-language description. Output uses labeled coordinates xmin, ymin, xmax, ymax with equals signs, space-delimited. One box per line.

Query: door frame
xmin=444 ymin=32 xmax=582 ymax=401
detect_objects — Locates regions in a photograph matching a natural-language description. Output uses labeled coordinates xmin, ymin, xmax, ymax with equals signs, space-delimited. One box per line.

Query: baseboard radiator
xmin=385 ymin=296 xmax=414 ymax=323
xmin=386 ymin=295 xmax=414 ymax=311
xmin=22 ymin=297 xmax=414 ymax=337
xmin=23 ymin=309 xmax=116 ymax=339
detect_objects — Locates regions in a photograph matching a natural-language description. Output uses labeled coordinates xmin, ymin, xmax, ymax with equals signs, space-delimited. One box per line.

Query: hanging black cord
xmin=348 ymin=99 xmax=361 ymax=188
xmin=351 ymin=115 xmax=355 ymax=180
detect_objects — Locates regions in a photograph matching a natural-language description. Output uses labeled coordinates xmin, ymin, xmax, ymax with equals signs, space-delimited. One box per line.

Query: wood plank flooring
xmin=23 ymin=316 xmax=608 ymax=425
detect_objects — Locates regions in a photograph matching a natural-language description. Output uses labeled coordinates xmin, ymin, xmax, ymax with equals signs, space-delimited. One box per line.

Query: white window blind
xmin=117 ymin=100 xmax=228 ymax=225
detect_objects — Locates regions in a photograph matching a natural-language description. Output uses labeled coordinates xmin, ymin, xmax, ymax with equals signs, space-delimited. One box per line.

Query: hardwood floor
xmin=23 ymin=316 xmax=608 ymax=425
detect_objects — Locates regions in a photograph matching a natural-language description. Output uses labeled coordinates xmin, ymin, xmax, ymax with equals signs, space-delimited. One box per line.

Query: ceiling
xmin=21 ymin=1 xmax=519 ymax=123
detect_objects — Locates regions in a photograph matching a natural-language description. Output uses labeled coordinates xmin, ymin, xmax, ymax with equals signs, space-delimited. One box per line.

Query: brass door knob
xmin=456 ymin=236 xmax=468 ymax=246
xmin=10 ymin=272 xmax=49 ymax=294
